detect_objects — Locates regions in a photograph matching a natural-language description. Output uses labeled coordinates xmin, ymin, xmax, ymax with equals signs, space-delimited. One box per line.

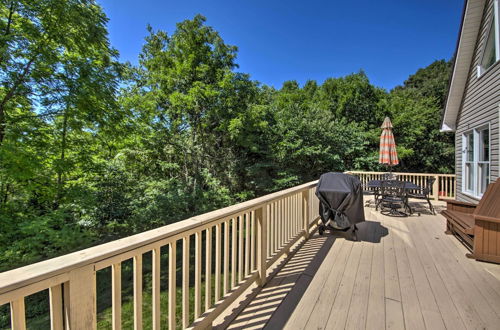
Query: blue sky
xmin=97 ymin=0 xmax=463 ymax=90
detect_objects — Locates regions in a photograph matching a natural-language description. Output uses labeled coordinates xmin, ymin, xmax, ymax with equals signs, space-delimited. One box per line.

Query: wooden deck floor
xmin=225 ymin=201 xmax=500 ymax=330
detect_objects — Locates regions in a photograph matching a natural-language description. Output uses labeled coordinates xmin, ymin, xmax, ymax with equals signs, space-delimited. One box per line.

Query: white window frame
xmin=463 ymin=131 xmax=474 ymax=194
xmin=477 ymin=0 xmax=500 ymax=77
xmin=462 ymin=124 xmax=491 ymax=198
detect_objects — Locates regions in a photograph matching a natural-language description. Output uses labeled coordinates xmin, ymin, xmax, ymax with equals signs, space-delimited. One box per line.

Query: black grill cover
xmin=316 ymin=172 xmax=365 ymax=229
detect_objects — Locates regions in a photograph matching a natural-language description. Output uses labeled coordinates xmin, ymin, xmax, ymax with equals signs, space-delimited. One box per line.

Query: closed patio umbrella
xmin=379 ymin=117 xmax=399 ymax=170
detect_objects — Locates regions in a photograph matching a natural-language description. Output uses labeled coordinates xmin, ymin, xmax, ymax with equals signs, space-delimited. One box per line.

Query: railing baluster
xmin=223 ymin=221 xmax=229 ymax=295
xmin=49 ymin=284 xmax=63 ymax=330
xmin=275 ymin=203 xmax=279 ymax=253
xmin=238 ymin=215 xmax=243 ymax=283
xmin=293 ymin=196 xmax=296 ymax=236
xmin=133 ymin=255 xmax=143 ymax=330
xmin=215 ymin=223 xmax=221 ymax=301
xmin=63 ymin=282 xmax=70 ymax=329
xmin=280 ymin=197 xmax=288 ymax=249
xmin=283 ymin=198 xmax=286 ymax=246
xmin=245 ymin=213 xmax=250 ymax=277
xmin=294 ymin=194 xmax=298 ymax=235
xmin=182 ymin=236 xmax=190 ymax=328
xmin=292 ymin=195 xmax=295 ymax=239
xmin=433 ymin=175 xmax=439 ymax=200
xmin=267 ymin=208 xmax=271 ymax=258
xmin=231 ymin=217 xmax=237 ymax=288
xmin=10 ymin=298 xmax=26 ymax=330
xmin=272 ymin=202 xmax=276 ymax=254
xmin=152 ymin=248 xmax=160 ymax=330
xmin=278 ymin=199 xmax=282 ymax=249
xmin=295 ymin=194 xmax=299 ymax=235
xmin=205 ymin=227 xmax=212 ymax=311
xmin=256 ymin=205 xmax=267 ymax=286
xmin=168 ymin=241 xmax=177 ymax=330
xmin=290 ymin=196 xmax=293 ymax=239
xmin=286 ymin=196 xmax=290 ymax=244
xmin=112 ymin=263 xmax=122 ymax=330
xmin=302 ymin=190 xmax=309 ymax=238
xmin=195 ymin=231 xmax=202 ymax=319
xmin=289 ymin=196 xmax=293 ymax=239
xmin=250 ymin=212 xmax=255 ymax=272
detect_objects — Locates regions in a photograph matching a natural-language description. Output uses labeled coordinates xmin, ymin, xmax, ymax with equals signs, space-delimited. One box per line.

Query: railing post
xmin=454 ymin=175 xmax=457 ymax=198
xmin=302 ymin=190 xmax=310 ymax=239
xmin=10 ymin=299 xmax=26 ymax=330
xmin=432 ymin=175 xmax=439 ymax=201
xmin=66 ymin=265 xmax=96 ymax=329
xmin=256 ymin=205 xmax=267 ymax=286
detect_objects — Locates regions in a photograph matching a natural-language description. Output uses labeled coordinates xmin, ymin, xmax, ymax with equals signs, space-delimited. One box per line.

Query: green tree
xmin=387 ymin=60 xmax=454 ymax=173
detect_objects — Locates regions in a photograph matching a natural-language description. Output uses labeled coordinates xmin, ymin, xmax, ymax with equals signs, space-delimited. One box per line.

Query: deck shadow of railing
xmin=222 ymin=221 xmax=388 ymax=329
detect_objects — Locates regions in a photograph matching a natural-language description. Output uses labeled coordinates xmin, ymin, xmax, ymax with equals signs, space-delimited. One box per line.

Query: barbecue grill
xmin=315 ymin=172 xmax=365 ymax=240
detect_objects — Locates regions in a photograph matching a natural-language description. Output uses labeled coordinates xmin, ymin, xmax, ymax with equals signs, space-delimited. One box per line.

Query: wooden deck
xmin=224 ymin=201 xmax=500 ymax=330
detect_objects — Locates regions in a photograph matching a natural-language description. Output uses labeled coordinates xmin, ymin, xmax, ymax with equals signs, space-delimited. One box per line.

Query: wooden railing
xmin=347 ymin=171 xmax=456 ymax=200
xmin=0 ymin=181 xmax=320 ymax=330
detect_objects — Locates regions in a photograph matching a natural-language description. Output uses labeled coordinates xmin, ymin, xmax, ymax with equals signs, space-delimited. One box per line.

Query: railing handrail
xmin=347 ymin=170 xmax=455 ymax=177
xmin=0 ymin=180 xmax=318 ymax=296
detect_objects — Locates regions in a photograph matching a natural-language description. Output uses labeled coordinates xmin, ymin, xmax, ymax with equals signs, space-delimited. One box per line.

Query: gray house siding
xmin=455 ymin=0 xmax=500 ymax=203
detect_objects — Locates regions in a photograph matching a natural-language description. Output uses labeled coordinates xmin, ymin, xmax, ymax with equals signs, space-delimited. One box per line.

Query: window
xmin=464 ymin=132 xmax=474 ymax=192
xmin=478 ymin=0 xmax=500 ymax=75
xmin=463 ymin=126 xmax=490 ymax=197
xmin=478 ymin=128 xmax=490 ymax=194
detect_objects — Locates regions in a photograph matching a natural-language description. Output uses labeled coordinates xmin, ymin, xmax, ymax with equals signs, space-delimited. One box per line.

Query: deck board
xmin=223 ymin=200 xmax=500 ymax=330
xmin=365 ymin=223 xmax=386 ymax=330
xmin=323 ymin=240 xmax=362 ymax=329
xmin=344 ymin=241 xmax=373 ymax=330
xmin=390 ymin=216 xmax=427 ymax=330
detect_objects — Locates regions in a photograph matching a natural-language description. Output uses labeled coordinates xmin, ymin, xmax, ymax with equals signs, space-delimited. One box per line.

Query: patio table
xmin=367 ymin=179 xmax=420 ymax=191
xmin=367 ymin=179 xmax=421 ymax=215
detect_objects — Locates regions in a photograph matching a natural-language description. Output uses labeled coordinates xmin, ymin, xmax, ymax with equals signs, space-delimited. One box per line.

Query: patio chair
xmin=381 ymin=172 xmax=397 ymax=180
xmin=379 ymin=180 xmax=408 ymax=217
xmin=407 ymin=177 xmax=435 ymax=215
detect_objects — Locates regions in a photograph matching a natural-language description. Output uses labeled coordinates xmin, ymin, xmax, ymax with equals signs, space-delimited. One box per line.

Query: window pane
xmin=479 ymin=128 xmax=489 ymax=161
xmin=466 ymin=133 xmax=474 ymax=161
xmin=481 ymin=16 xmax=497 ymax=70
xmin=466 ymin=163 xmax=474 ymax=191
xmin=479 ymin=163 xmax=490 ymax=194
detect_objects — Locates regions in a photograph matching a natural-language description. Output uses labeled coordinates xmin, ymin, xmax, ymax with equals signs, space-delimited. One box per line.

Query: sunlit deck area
xmin=220 ymin=199 xmax=500 ymax=330
xmin=3 ymin=172 xmax=499 ymax=330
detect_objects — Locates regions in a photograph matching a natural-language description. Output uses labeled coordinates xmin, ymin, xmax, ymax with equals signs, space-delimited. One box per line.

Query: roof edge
xmin=441 ymin=0 xmax=468 ymax=131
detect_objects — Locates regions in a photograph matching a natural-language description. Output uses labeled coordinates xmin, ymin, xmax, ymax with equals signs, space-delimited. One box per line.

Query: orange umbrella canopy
xmin=379 ymin=117 xmax=399 ymax=166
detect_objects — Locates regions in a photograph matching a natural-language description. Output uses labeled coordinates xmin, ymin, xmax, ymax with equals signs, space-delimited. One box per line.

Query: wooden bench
xmin=441 ymin=178 xmax=500 ymax=263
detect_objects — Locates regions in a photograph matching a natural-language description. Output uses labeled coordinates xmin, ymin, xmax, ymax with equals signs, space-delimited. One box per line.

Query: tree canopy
xmin=0 ymin=3 xmax=453 ymax=272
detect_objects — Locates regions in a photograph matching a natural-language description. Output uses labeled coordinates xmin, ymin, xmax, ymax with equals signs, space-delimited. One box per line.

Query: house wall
xmin=456 ymin=0 xmax=500 ymax=203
